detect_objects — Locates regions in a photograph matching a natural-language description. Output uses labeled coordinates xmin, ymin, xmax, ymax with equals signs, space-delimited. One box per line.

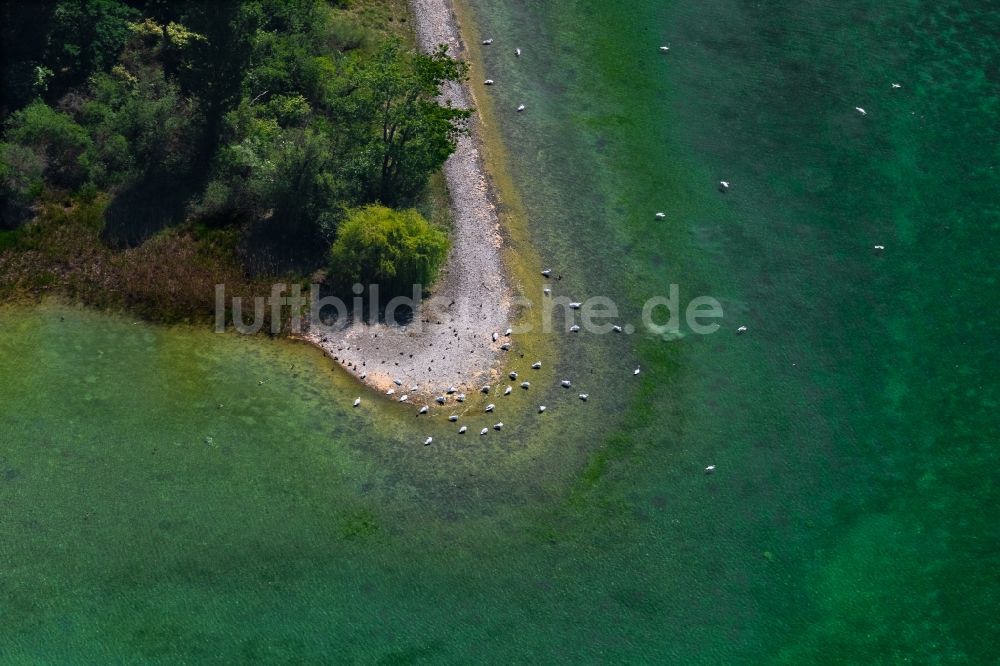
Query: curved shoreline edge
xmin=304 ymin=0 xmax=513 ymax=398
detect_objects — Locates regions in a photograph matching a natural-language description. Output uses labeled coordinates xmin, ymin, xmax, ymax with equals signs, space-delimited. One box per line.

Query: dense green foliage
xmin=330 ymin=204 xmax=449 ymax=292
xmin=0 ymin=0 xmax=464 ymax=292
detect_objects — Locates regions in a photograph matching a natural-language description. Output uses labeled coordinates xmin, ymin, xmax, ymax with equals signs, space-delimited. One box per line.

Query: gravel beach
xmin=305 ymin=0 xmax=512 ymax=399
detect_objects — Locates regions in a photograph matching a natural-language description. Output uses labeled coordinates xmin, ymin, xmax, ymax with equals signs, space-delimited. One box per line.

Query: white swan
xmin=517 ymin=104 xmax=525 ymax=112
xmin=659 ymin=45 xmax=670 ymax=52
xmin=655 ymin=212 xmax=666 ymax=219
xmin=737 ymin=325 xmax=748 ymax=334
xmin=538 ymin=405 xmax=546 ymax=413
xmin=353 ymin=397 xmax=361 ymax=407
xmin=855 ymin=107 xmax=867 ymax=115
xmin=424 ymin=436 xmax=433 ymax=446
xmin=633 ymin=366 xmax=641 ymax=376
xmin=705 ymin=465 xmax=716 ymax=474
xmin=515 ymin=48 xmax=522 ymax=57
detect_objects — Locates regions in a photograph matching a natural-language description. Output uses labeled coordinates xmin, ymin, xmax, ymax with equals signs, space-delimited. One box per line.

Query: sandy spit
xmin=304 ymin=0 xmax=513 ymax=399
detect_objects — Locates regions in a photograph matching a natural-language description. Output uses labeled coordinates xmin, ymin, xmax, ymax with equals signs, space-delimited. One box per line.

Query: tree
xmin=340 ymin=40 xmax=470 ymax=206
xmin=329 ymin=204 xmax=449 ymax=294
xmin=3 ymin=100 xmax=92 ymax=189
xmin=47 ymin=0 xmax=138 ymax=93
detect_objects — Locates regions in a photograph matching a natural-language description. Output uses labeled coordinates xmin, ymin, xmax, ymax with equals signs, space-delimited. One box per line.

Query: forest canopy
xmin=0 ymin=0 xmax=466 ymax=298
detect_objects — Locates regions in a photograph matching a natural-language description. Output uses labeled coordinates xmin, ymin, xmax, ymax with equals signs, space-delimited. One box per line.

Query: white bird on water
xmin=737 ymin=325 xmax=748 ymax=335
xmin=541 ymin=269 xmax=552 ymax=277
xmin=570 ymin=325 xmax=581 ymax=332
xmin=515 ymin=47 xmax=522 ymax=57
xmin=459 ymin=426 xmax=468 ymax=434
xmin=569 ymin=302 xmax=582 ymax=309
xmin=481 ymin=385 xmax=491 ymax=394
xmin=482 ymin=38 xmax=494 ymax=45
xmin=612 ymin=325 xmax=623 ymax=333
xmin=517 ymin=104 xmax=526 ymax=112
xmin=705 ymin=465 xmax=716 ymax=474
xmin=449 ymin=415 xmax=459 ymax=422
xmin=532 ymin=361 xmax=542 ymax=369
xmin=509 ymin=371 xmax=518 ymax=380
xmin=655 ymin=212 xmax=666 ymax=220
xmin=418 ymin=405 xmax=429 ymax=415
xmin=539 ymin=405 xmax=546 ymax=413
xmin=353 ymin=397 xmax=361 ymax=407
xmin=855 ymin=107 xmax=867 ymax=115
xmin=543 ymin=288 xmax=551 ymax=296
xmin=485 ymin=403 xmax=495 ymax=412
xmin=634 ymin=366 xmax=641 ymax=376
xmin=719 ymin=181 xmax=730 ymax=192
xmin=891 ymin=83 xmax=902 ymax=89
xmin=521 ymin=381 xmax=531 ymax=389
xmin=399 ymin=394 xmax=409 ymax=402
xmin=424 ymin=436 xmax=433 ymax=446
xmin=579 ymin=394 xmax=589 ymax=401
xmin=874 ymin=244 xmax=885 ymax=252
xmin=561 ymin=380 xmax=572 ymax=388
xmin=480 ymin=428 xmax=489 ymax=436
xmin=494 ymin=422 xmax=504 ymax=431
xmin=659 ymin=45 xmax=670 ymax=53
xmin=484 ymin=79 xmax=495 ymax=85
xmin=504 ymin=386 xmax=512 ymax=395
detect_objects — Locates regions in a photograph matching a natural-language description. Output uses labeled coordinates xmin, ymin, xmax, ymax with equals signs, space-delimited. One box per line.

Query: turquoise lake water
xmin=1 ymin=0 xmax=997 ymax=662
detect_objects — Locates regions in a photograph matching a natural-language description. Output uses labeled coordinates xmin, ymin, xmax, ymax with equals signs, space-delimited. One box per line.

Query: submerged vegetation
xmin=0 ymin=0 xmax=468 ymax=322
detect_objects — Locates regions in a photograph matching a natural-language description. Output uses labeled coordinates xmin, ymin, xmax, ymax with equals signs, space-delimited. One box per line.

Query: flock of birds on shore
xmin=346 ymin=34 xmax=897 ymax=472
xmin=349 ymin=263 xmax=643 ymax=446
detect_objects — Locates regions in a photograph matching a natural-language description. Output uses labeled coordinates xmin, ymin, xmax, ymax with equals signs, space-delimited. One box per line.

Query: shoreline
xmin=305 ymin=0 xmax=514 ymax=399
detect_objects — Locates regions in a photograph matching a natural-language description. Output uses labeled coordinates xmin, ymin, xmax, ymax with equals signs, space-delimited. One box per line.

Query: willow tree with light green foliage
xmin=330 ymin=205 xmax=449 ymax=294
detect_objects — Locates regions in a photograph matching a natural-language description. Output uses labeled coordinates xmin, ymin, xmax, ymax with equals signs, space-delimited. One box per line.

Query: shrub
xmin=329 ymin=204 xmax=448 ymax=294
